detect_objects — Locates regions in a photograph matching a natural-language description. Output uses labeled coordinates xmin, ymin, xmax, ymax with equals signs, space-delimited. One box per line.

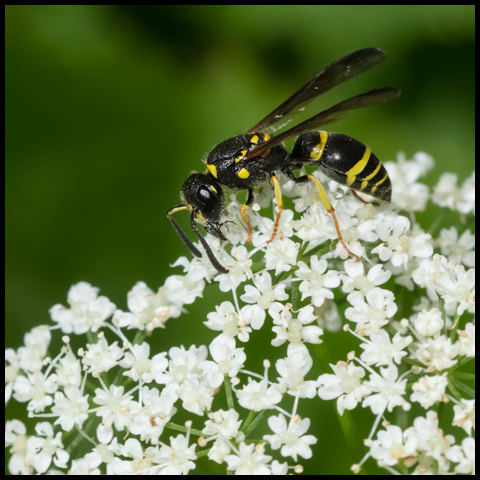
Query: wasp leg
xmin=240 ymin=188 xmax=255 ymax=244
xmin=350 ymin=188 xmax=379 ymax=206
xmin=282 ymin=168 xmax=359 ymax=261
xmin=267 ymin=175 xmax=284 ymax=244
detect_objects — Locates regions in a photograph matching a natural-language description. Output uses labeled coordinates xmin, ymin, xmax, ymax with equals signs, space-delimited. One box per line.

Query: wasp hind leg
xmin=282 ymin=168 xmax=360 ymax=261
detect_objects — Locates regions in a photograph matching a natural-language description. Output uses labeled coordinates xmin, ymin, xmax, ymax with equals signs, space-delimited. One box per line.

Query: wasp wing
xmin=247 ymin=48 xmax=388 ymax=135
xmin=245 ymin=87 xmax=401 ymax=159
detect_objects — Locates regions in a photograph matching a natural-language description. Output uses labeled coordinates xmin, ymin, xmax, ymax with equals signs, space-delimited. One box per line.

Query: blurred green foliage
xmin=5 ymin=6 xmax=474 ymax=475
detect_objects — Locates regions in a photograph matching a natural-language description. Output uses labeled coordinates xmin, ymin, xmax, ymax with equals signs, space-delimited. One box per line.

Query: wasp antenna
xmin=189 ymin=213 xmax=229 ymax=274
xmin=167 ymin=210 xmax=203 ymax=258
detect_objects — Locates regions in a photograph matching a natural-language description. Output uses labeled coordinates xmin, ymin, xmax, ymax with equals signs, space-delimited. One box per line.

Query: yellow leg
xmin=267 ymin=175 xmax=284 ymax=244
xmin=308 ymin=174 xmax=359 ymax=261
xmin=240 ymin=202 xmax=253 ymax=244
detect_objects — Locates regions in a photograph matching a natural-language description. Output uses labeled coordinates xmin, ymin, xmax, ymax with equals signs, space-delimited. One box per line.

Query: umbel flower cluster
xmin=5 ymin=152 xmax=475 ymax=475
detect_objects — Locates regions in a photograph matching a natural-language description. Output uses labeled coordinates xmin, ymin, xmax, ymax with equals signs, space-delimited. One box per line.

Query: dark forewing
xmin=246 ymin=88 xmax=401 ymax=159
xmin=247 ymin=48 xmax=388 ymax=135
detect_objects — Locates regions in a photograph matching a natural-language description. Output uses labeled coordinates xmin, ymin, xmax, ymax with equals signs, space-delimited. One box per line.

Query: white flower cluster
xmin=5 ymin=153 xmax=475 ymax=475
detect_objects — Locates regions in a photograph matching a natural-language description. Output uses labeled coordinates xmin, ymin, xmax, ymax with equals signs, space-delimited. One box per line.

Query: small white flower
xmin=413 ymin=307 xmax=444 ymax=337
xmin=446 ymin=436 xmax=475 ymax=475
xmin=215 ymin=245 xmax=252 ymax=292
xmin=203 ymin=409 xmax=242 ymax=439
xmin=92 ymin=384 xmax=134 ymax=435
xmin=359 ymin=330 xmax=410 ymax=366
xmin=153 ymin=433 xmax=197 ymax=475
xmin=199 ymin=334 xmax=245 ymax=381
xmin=128 ymin=387 xmax=177 ymax=444
xmin=438 ymin=227 xmax=475 ymax=267
xmin=275 ymin=343 xmax=317 ymax=398
xmin=264 ymin=237 xmax=300 ymax=275
xmin=362 ymin=364 xmax=407 ymax=414
xmin=410 ymin=372 xmax=448 ymax=408
xmin=26 ymin=422 xmax=69 ymax=473
xmin=164 ymin=274 xmax=205 ymax=305
xmin=263 ymin=413 xmax=317 ymax=461
xmin=369 ymin=424 xmax=412 ymax=466
xmin=457 ymin=322 xmax=475 ymax=357
xmin=434 ymin=263 xmax=475 ymax=316
xmin=404 ymin=411 xmax=454 ymax=462
xmin=225 ymin=442 xmax=272 ymax=475
xmin=178 ymin=376 xmax=215 ymax=415
xmin=412 ymin=254 xmax=451 ymax=301
xmin=432 ymin=171 xmax=475 ymax=215
xmin=295 ymin=256 xmax=340 ymax=307
xmin=51 ymin=387 xmax=89 ymax=431
xmin=82 ymin=337 xmax=123 ymax=374
xmin=291 ymin=203 xmax=331 ymax=248
xmin=452 ymin=399 xmax=475 ymax=435
xmin=415 ymin=335 xmax=460 ymax=372
xmin=13 ymin=371 xmax=58 ymax=413
xmin=241 ymin=272 xmax=288 ymax=310
xmin=384 ymin=151 xmax=434 ymax=212
xmin=269 ymin=303 xmax=323 ymax=346
xmin=345 ymin=287 xmax=397 ymax=336
xmin=114 ymin=281 xmax=181 ymax=331
xmin=154 ymin=344 xmax=208 ymax=389
xmin=49 ymin=282 xmax=116 ymax=335
xmin=317 ymin=361 xmax=370 ymax=415
xmin=119 ymin=342 xmax=154 ymax=383
xmin=17 ymin=325 xmax=51 ymax=374
xmin=340 ymin=260 xmax=392 ymax=295
xmin=372 ymin=215 xmax=433 ymax=269
xmin=235 ymin=377 xmax=282 ymax=411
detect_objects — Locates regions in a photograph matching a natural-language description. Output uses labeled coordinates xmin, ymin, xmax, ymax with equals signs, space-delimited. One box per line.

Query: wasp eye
xmin=199 ymin=187 xmax=211 ymax=201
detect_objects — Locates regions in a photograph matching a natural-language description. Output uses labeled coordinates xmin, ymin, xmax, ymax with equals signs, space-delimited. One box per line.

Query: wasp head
xmin=182 ymin=173 xmax=227 ymax=240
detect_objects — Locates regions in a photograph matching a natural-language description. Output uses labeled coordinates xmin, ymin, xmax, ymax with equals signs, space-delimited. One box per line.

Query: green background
xmin=6 ymin=6 xmax=475 ymax=475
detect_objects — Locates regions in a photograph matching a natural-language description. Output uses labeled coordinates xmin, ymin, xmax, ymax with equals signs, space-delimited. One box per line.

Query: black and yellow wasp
xmin=168 ymin=48 xmax=400 ymax=273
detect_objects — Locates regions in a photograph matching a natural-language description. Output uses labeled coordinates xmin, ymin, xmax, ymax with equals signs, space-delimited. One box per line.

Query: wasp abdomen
xmin=291 ymin=131 xmax=391 ymax=203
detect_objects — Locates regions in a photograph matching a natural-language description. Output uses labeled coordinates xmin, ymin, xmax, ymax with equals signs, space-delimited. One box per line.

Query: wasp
xmin=167 ymin=48 xmax=400 ymax=274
